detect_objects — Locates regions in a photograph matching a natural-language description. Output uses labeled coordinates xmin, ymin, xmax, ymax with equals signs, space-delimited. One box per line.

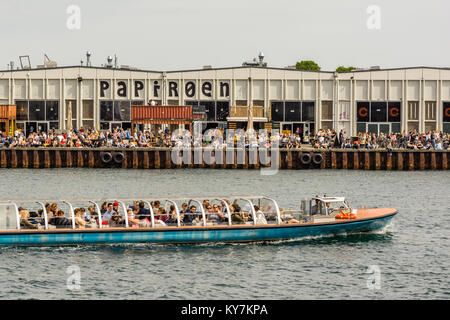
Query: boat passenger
xmin=180 ymin=203 xmax=189 ymax=215
xmin=49 ymin=210 xmax=72 ymax=228
xmin=205 ymin=205 xmax=218 ymax=224
xmin=138 ymin=201 xmax=150 ymax=219
xmin=311 ymin=199 xmax=320 ymax=215
xmin=100 ymin=202 xmax=108 ymax=214
xmin=74 ymin=208 xmax=87 ymax=229
xmin=86 ymin=205 xmax=98 ymax=222
xmin=112 ymin=202 xmax=120 ymax=213
xmin=152 ymin=201 xmax=161 ymax=212
xmin=213 ymin=204 xmax=228 ymax=224
xmin=184 ymin=205 xmax=199 ymax=225
xmin=254 ymin=206 xmax=267 ymax=225
xmin=127 ymin=208 xmax=140 ymax=227
xmin=109 ymin=212 xmax=124 ymax=228
xmin=157 ymin=208 xmax=169 ymax=222
xmin=102 ymin=203 xmax=116 ymax=221
xmin=19 ymin=208 xmax=39 ymax=229
xmin=231 ymin=206 xmax=245 ymax=224
xmin=166 ymin=205 xmax=182 ymax=225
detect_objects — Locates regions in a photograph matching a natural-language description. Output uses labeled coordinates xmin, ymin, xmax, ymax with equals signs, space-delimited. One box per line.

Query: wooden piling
xmin=66 ymin=151 xmax=73 ymax=167
xmin=430 ymin=152 xmax=436 ymax=170
xmin=375 ymin=152 xmax=381 ymax=170
xmin=88 ymin=151 xmax=95 ymax=168
xmin=11 ymin=149 xmax=17 ymax=168
xmin=22 ymin=150 xmax=29 ymax=168
xmin=419 ymin=152 xmax=425 ymax=170
xmin=33 ymin=150 xmax=40 ymax=169
xmin=442 ymin=153 xmax=447 ymax=170
xmin=154 ymin=150 xmax=160 ymax=169
xmin=353 ymin=152 xmax=359 ymax=170
xmin=386 ymin=153 xmax=392 ymax=170
xmin=364 ymin=152 xmax=370 ymax=170
xmin=408 ymin=152 xmax=414 ymax=171
xmin=397 ymin=152 xmax=403 ymax=170
xmin=0 ymin=150 xmax=6 ymax=168
xmin=342 ymin=152 xmax=348 ymax=169
xmin=76 ymin=151 xmax=83 ymax=167
xmin=143 ymin=151 xmax=150 ymax=169
xmin=331 ymin=152 xmax=337 ymax=169
xmin=55 ymin=150 xmax=62 ymax=168
xmin=44 ymin=151 xmax=51 ymax=168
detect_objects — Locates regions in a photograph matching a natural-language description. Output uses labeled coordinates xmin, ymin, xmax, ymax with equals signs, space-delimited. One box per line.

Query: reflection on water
xmin=0 ymin=168 xmax=449 ymax=299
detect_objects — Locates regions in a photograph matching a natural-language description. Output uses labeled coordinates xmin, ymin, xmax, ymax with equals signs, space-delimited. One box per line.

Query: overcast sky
xmin=1 ymin=0 xmax=449 ymax=71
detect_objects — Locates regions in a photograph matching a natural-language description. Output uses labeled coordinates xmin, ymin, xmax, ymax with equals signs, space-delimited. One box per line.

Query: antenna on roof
xmin=86 ymin=51 xmax=92 ymax=67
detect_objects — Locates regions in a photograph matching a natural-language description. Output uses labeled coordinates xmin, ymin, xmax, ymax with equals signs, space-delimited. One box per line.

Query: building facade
xmin=0 ymin=65 xmax=450 ymax=135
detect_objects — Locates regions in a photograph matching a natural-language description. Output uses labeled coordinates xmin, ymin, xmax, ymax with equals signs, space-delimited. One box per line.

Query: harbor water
xmin=0 ymin=168 xmax=449 ymax=299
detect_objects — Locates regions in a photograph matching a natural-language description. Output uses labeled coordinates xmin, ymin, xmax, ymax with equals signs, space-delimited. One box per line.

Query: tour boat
xmin=0 ymin=196 xmax=397 ymax=246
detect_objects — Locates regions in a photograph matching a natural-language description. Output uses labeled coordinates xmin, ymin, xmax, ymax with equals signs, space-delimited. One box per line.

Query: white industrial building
xmin=1 ymin=58 xmax=450 ymax=135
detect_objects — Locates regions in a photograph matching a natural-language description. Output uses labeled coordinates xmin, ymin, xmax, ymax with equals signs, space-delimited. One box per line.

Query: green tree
xmin=336 ymin=66 xmax=356 ymax=72
xmin=295 ymin=60 xmax=321 ymax=71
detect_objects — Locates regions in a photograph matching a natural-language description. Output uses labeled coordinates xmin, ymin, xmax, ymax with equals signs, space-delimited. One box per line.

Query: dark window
xmin=391 ymin=122 xmax=401 ymax=133
xmin=46 ymin=101 xmax=59 ymax=121
xmin=284 ymin=102 xmax=301 ymax=122
xmin=444 ymin=102 xmax=450 ymax=123
xmin=357 ymin=122 xmax=366 ymax=133
xmin=216 ymin=101 xmax=229 ymax=121
xmin=100 ymin=122 xmax=110 ymax=130
xmin=49 ymin=122 xmax=59 ymax=130
xmin=185 ymin=100 xmax=199 ymax=106
xmin=15 ymin=101 xmax=28 ymax=121
xmin=29 ymin=101 xmax=45 ymax=121
xmin=200 ymin=101 xmax=215 ymax=121
xmin=370 ymin=102 xmax=387 ymax=122
xmin=388 ymin=102 xmax=401 ymax=122
xmin=114 ymin=101 xmax=131 ymax=121
xmin=122 ymin=122 xmax=132 ymax=130
xmin=443 ymin=123 xmax=450 ymax=133
xmin=301 ymin=102 xmax=315 ymax=122
xmin=271 ymin=102 xmax=284 ymax=122
xmin=131 ymin=100 xmax=144 ymax=106
xmin=100 ymin=101 xmax=113 ymax=121
xmin=357 ymin=102 xmax=370 ymax=122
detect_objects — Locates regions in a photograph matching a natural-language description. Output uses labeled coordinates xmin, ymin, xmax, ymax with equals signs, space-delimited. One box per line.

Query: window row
xmin=15 ymin=100 xmax=59 ymax=121
xmin=185 ymin=101 xmax=230 ymax=122
xmin=271 ymin=101 xmax=315 ymax=122
xmin=357 ymin=102 xmax=401 ymax=123
xmin=100 ymin=101 xmax=144 ymax=122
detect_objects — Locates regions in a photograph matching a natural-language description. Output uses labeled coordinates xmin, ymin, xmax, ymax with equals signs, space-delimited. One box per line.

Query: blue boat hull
xmin=0 ymin=213 xmax=396 ymax=246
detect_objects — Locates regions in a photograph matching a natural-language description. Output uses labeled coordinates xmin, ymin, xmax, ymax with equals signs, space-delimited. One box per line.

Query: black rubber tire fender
xmin=113 ymin=152 xmax=125 ymax=164
xmin=312 ymin=153 xmax=323 ymax=165
xmin=100 ymin=152 xmax=113 ymax=164
xmin=300 ymin=153 xmax=311 ymax=165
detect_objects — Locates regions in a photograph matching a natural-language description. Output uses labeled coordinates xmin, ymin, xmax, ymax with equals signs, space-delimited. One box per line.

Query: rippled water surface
xmin=0 ymin=168 xmax=449 ymax=299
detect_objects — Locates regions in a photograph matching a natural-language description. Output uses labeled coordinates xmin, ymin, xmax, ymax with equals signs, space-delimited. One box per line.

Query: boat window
xmin=230 ymin=198 xmax=257 ymax=225
xmin=259 ymin=197 xmax=282 ymax=225
xmin=162 ymin=200 xmax=180 ymax=227
xmin=0 ymin=203 xmax=20 ymax=230
xmin=201 ymin=199 xmax=229 ymax=226
xmin=187 ymin=199 xmax=206 ymax=226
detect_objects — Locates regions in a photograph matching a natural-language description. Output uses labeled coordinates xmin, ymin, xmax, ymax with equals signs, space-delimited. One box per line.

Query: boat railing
xmin=0 ymin=196 xmax=285 ymax=230
xmin=35 ymin=202 xmax=49 ymax=230
xmin=163 ymin=200 xmax=181 ymax=227
xmin=62 ymin=201 xmax=76 ymax=229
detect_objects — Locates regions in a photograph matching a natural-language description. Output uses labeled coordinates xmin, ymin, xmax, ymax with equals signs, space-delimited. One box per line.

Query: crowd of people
xmin=18 ymin=199 xmax=296 ymax=230
xmin=1 ymin=126 xmax=449 ymax=150
xmin=312 ymin=129 xmax=449 ymax=150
